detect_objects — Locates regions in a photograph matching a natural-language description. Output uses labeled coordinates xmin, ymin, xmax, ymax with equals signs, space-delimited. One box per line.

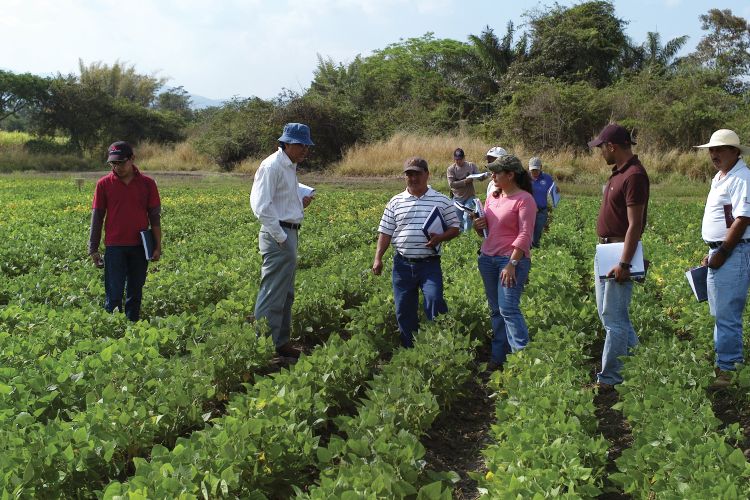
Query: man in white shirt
xmin=372 ymin=157 xmax=460 ymax=347
xmin=696 ymin=129 xmax=750 ymax=387
xmin=485 ymin=146 xmax=508 ymax=199
xmin=250 ymin=123 xmax=314 ymax=358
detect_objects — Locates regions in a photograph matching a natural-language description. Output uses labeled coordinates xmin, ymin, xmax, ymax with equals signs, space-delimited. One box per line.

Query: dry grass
xmin=136 ymin=140 xmax=217 ymax=171
xmin=330 ymin=132 xmax=715 ymax=184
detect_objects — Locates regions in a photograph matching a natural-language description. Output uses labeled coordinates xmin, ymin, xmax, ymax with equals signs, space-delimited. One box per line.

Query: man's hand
xmin=302 ymin=196 xmax=313 ymax=208
xmin=707 ymin=250 xmax=727 ymax=269
xmin=425 ymin=232 xmax=444 ymax=249
xmin=474 ymin=216 xmax=488 ymax=230
xmin=152 ymin=247 xmax=161 ymax=262
xmin=464 ymin=177 xmax=473 ymax=184
xmin=372 ymin=257 xmax=383 ymax=276
xmin=90 ymin=252 xmax=104 ymax=269
xmin=607 ymin=264 xmax=630 ymax=283
xmin=701 ymin=254 xmax=709 ymax=267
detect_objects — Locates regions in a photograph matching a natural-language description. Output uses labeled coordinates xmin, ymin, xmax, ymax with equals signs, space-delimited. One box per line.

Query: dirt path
xmin=422 ymin=345 xmax=494 ymax=499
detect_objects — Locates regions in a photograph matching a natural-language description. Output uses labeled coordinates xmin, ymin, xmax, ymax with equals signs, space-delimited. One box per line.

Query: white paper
xmin=297 ymin=182 xmax=315 ymax=201
xmin=467 ymin=172 xmax=489 ymax=180
xmin=594 ymin=241 xmax=645 ymax=281
xmin=548 ymin=182 xmax=561 ymax=208
xmin=421 ymin=206 xmax=447 ymax=238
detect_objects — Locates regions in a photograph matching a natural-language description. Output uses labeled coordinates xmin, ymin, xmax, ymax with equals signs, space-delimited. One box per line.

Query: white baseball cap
xmin=528 ymin=157 xmax=542 ymax=170
xmin=486 ymin=146 xmax=508 ymax=159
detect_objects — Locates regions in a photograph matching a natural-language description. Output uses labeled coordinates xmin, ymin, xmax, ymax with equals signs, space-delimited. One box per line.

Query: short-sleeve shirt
xmin=596 ymin=156 xmax=649 ymax=238
xmin=531 ymin=172 xmax=554 ymax=209
xmin=92 ymin=167 xmax=161 ymax=246
xmin=701 ymin=158 xmax=750 ymax=242
xmin=378 ymin=187 xmax=459 ymax=258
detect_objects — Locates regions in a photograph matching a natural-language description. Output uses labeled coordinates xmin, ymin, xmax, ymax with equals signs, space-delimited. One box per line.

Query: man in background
xmin=447 ymin=147 xmax=481 ymax=232
xmin=250 ymin=123 xmax=314 ymax=359
xmin=528 ymin=156 xmax=560 ymax=248
xmin=89 ymin=141 xmax=162 ymax=322
xmin=588 ymin=123 xmax=649 ymax=391
xmin=695 ymin=129 xmax=750 ymax=388
xmin=485 ymin=146 xmax=508 ymax=198
xmin=372 ymin=157 xmax=460 ymax=347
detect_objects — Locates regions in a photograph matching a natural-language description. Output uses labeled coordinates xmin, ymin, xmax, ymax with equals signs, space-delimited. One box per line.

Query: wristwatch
xmin=619 ymin=261 xmax=632 ymax=269
xmin=510 ymin=258 xmax=519 ymax=267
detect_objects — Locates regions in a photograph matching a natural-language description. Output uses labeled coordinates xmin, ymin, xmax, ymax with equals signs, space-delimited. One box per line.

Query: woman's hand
xmin=501 ymin=263 xmax=517 ymax=287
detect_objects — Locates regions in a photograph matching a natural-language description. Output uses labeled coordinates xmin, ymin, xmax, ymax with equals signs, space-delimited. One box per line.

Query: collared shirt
xmin=378 ymin=186 xmax=459 ymax=258
xmin=701 ymin=158 xmax=750 ymax=242
xmin=250 ymin=147 xmax=304 ymax=244
xmin=531 ymin=171 xmax=554 ymax=209
xmin=481 ymin=190 xmax=536 ymax=258
xmin=596 ymin=155 xmax=649 ymax=238
xmin=92 ymin=166 xmax=161 ymax=246
xmin=447 ymin=161 xmax=479 ymax=200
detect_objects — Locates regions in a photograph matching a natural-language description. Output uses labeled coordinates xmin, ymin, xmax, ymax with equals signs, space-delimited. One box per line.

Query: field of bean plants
xmin=2 ymin=175 xmax=750 ymax=499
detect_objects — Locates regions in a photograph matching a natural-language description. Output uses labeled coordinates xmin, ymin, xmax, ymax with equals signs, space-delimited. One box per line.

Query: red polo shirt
xmin=596 ymin=155 xmax=649 ymax=238
xmin=92 ymin=166 xmax=160 ymax=246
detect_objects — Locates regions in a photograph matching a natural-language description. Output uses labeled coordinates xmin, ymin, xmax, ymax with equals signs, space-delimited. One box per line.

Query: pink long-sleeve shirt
xmin=481 ymin=190 xmax=537 ymax=258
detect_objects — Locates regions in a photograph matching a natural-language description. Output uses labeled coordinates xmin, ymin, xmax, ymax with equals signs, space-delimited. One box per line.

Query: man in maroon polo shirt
xmin=88 ymin=141 xmax=162 ymax=321
xmin=588 ymin=123 xmax=649 ymax=391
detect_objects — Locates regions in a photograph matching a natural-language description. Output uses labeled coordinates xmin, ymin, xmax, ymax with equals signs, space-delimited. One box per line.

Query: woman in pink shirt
xmin=474 ymin=155 xmax=537 ymax=371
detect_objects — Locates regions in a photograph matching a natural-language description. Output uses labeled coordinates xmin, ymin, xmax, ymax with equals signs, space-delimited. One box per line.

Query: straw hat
xmin=695 ymin=129 xmax=750 ymax=155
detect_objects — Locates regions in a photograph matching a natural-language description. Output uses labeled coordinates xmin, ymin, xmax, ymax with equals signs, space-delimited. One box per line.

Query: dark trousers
xmin=392 ymin=253 xmax=448 ymax=347
xmin=104 ymin=245 xmax=148 ymax=321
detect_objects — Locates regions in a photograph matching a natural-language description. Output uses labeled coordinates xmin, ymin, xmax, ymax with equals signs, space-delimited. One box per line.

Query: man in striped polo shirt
xmin=372 ymin=157 xmax=460 ymax=347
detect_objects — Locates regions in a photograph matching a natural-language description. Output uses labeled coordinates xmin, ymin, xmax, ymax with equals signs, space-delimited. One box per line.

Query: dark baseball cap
xmin=403 ymin=156 xmax=429 ymax=173
xmin=588 ymin=124 xmax=636 ymax=148
xmin=453 ymin=148 xmax=465 ymax=159
xmin=107 ymin=141 xmax=134 ymax=161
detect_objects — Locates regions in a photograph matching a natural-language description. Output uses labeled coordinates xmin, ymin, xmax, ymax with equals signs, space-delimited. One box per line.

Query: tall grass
xmin=136 ymin=140 xmax=217 ymax=171
xmin=329 ymin=132 xmax=716 ymax=184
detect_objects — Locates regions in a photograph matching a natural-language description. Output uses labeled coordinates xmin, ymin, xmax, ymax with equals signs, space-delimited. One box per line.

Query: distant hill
xmin=190 ymin=94 xmax=225 ymax=110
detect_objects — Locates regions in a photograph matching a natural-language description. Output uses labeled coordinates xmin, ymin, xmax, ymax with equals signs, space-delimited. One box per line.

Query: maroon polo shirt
xmin=596 ymin=155 xmax=649 ymax=238
xmin=92 ymin=166 xmax=160 ymax=246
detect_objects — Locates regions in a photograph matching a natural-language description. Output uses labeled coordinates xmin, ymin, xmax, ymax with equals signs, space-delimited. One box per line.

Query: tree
xmin=155 ymin=86 xmax=194 ymax=121
xmin=691 ymin=9 xmax=750 ymax=93
xmin=78 ymin=59 xmax=167 ymax=107
xmin=520 ymin=1 xmax=629 ymax=88
xmin=34 ymin=74 xmax=111 ymax=153
xmin=0 ymin=70 xmax=49 ymax=122
xmin=466 ymin=23 xmax=527 ymax=98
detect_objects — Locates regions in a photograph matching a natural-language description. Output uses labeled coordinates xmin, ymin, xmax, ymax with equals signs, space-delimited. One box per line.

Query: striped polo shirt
xmin=378 ymin=187 xmax=459 ymax=258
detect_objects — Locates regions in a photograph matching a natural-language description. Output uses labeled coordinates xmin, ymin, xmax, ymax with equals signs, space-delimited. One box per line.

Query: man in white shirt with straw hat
xmin=695 ymin=129 xmax=750 ymax=388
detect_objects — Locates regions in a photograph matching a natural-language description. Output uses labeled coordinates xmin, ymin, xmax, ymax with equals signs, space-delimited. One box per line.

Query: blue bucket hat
xmin=278 ymin=123 xmax=314 ymax=146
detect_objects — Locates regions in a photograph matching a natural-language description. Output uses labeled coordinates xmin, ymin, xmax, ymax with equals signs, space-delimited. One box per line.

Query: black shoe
xmin=276 ymin=342 xmax=301 ymax=359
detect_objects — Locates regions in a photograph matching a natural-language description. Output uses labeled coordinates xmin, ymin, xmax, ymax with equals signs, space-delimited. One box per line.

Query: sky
xmin=2 ymin=0 xmax=750 ymax=101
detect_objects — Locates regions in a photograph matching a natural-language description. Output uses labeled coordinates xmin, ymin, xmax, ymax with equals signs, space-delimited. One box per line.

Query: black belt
xmin=397 ymin=253 xmax=440 ymax=263
xmin=280 ymin=221 xmax=301 ymax=230
xmin=598 ymin=236 xmax=625 ymax=244
xmin=707 ymin=239 xmax=750 ymax=249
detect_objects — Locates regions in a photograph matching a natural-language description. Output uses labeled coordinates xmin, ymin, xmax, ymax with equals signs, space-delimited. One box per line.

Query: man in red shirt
xmin=89 ymin=141 xmax=162 ymax=321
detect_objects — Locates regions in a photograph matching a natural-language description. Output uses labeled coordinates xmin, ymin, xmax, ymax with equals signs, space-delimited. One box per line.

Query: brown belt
xmin=598 ymin=236 xmax=625 ymax=244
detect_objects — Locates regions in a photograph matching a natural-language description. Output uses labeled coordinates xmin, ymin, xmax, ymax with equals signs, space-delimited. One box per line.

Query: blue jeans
xmin=392 ymin=253 xmax=448 ymax=347
xmin=707 ymin=242 xmax=750 ymax=370
xmin=255 ymin=228 xmax=298 ymax=348
xmin=532 ymin=208 xmax=548 ymax=248
xmin=594 ymin=258 xmax=638 ymax=385
xmin=104 ymin=245 xmax=148 ymax=321
xmin=478 ymin=254 xmax=531 ymax=365
xmin=454 ymin=196 xmax=475 ymax=233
